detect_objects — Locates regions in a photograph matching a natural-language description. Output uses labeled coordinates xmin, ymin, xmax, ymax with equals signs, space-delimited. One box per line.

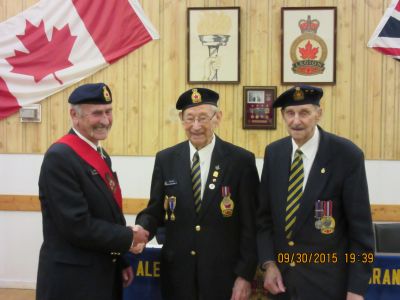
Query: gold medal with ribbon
xmin=314 ymin=200 xmax=324 ymax=230
xmin=168 ymin=196 xmax=177 ymax=221
xmin=164 ymin=195 xmax=169 ymax=221
xmin=220 ymin=186 xmax=234 ymax=217
xmin=321 ymin=200 xmax=335 ymax=234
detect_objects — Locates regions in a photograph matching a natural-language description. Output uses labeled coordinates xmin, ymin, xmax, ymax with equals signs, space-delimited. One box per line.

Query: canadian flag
xmin=0 ymin=0 xmax=159 ymax=119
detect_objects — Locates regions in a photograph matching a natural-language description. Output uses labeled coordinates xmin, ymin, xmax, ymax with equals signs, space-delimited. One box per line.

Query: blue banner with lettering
xmin=123 ymin=248 xmax=163 ymax=300
xmin=123 ymin=249 xmax=399 ymax=300
xmin=365 ymin=255 xmax=400 ymax=300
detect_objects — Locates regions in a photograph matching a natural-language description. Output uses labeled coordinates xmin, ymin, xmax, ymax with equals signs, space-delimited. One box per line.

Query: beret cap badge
xmin=191 ymin=89 xmax=202 ymax=104
xmin=103 ymin=86 xmax=112 ymax=102
xmin=293 ymin=87 xmax=304 ymax=101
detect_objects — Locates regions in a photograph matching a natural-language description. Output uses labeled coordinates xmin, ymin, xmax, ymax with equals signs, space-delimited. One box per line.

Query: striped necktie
xmin=191 ymin=151 xmax=202 ymax=213
xmin=285 ymin=149 xmax=304 ymax=239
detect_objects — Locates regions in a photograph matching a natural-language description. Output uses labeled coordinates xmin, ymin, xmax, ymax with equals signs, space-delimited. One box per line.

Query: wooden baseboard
xmin=0 ymin=194 xmax=398 ymax=221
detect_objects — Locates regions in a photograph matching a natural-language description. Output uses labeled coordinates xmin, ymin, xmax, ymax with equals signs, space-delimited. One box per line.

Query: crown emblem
xmin=103 ymin=86 xmax=111 ymax=102
xmin=191 ymin=89 xmax=202 ymax=103
xmin=298 ymin=15 xmax=320 ymax=34
xmin=293 ymin=87 xmax=304 ymax=101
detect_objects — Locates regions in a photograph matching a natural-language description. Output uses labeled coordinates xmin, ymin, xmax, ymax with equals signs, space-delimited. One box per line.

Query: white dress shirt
xmin=290 ymin=126 xmax=320 ymax=191
xmin=189 ymin=135 xmax=216 ymax=199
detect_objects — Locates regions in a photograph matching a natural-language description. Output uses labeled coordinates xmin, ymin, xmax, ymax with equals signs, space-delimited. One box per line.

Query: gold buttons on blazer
xmin=195 ymin=225 xmax=201 ymax=232
xmin=288 ymin=241 xmax=295 ymax=246
xmin=289 ymin=262 xmax=296 ymax=267
xmin=190 ymin=250 xmax=196 ymax=256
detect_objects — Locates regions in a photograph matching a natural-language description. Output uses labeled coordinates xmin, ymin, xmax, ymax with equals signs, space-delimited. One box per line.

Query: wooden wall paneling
xmin=335 ymin=2 xmax=352 ymax=139
xmin=365 ymin=1 xmax=383 ymax=159
xmin=160 ymin=0 xmax=187 ymax=150
xmin=108 ymin=60 xmax=128 ymax=154
xmin=382 ymin=57 xmax=396 ymax=159
xmin=350 ymin=0 xmax=367 ymax=151
xmin=2 ymin=1 xmax=24 ymax=154
xmin=188 ymin=0 xmax=205 ymax=8
xmin=234 ymin=0 xmax=248 ymax=151
xmin=123 ymin=45 xmax=141 ymax=155
xmin=396 ymin=61 xmax=400 ymax=158
xmin=141 ymin=0 xmax=161 ymax=156
xmin=48 ymin=91 xmax=67 ymax=146
xmin=2 ymin=194 xmax=399 ymax=222
xmin=246 ymin=0 xmax=267 ymax=156
xmin=1 ymin=0 xmax=400 ymax=159
xmin=268 ymin=1 xmax=287 ymax=149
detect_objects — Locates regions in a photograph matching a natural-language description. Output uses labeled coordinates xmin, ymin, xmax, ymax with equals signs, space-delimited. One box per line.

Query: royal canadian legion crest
xmin=290 ymin=15 xmax=327 ymax=76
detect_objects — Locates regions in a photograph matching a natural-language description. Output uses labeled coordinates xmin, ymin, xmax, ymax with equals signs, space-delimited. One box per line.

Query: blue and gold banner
xmin=123 ymin=248 xmax=163 ymax=300
xmin=366 ymin=255 xmax=400 ymax=300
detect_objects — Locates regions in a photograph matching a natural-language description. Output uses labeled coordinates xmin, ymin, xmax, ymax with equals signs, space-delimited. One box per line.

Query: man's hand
xmin=346 ymin=292 xmax=364 ymax=300
xmin=230 ymin=276 xmax=251 ymax=300
xmin=263 ymin=262 xmax=286 ymax=295
xmin=129 ymin=225 xmax=149 ymax=254
xmin=122 ymin=266 xmax=134 ymax=287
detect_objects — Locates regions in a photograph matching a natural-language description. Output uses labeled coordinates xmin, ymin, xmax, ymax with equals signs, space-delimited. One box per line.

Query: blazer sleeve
xmin=135 ymin=152 xmax=165 ymax=239
xmin=256 ymin=146 xmax=276 ymax=264
xmin=342 ymin=150 xmax=374 ymax=295
xmin=40 ymin=148 xmax=133 ymax=253
xmin=234 ymin=152 xmax=259 ymax=281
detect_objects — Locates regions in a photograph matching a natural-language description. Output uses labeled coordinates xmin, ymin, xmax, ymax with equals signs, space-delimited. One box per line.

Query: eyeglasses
xmin=182 ymin=112 xmax=216 ymax=125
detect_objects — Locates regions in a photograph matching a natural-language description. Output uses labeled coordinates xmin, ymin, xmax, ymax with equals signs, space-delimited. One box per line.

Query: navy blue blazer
xmin=257 ymin=127 xmax=374 ymax=299
xmin=136 ymin=136 xmax=259 ymax=300
xmin=36 ymin=130 xmax=133 ymax=300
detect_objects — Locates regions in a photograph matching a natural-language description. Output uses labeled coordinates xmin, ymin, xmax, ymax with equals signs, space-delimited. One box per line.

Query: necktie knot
xmin=192 ymin=151 xmax=199 ymax=164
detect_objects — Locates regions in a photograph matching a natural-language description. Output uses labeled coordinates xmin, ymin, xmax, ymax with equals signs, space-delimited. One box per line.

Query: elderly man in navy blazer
xmin=257 ymin=85 xmax=374 ymax=300
xmin=136 ymin=88 xmax=259 ymax=300
xmin=36 ymin=83 xmax=148 ymax=300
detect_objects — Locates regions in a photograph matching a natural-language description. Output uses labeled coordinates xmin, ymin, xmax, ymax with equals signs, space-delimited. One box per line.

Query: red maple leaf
xmin=298 ymin=40 xmax=319 ymax=60
xmin=6 ymin=20 xmax=77 ymax=84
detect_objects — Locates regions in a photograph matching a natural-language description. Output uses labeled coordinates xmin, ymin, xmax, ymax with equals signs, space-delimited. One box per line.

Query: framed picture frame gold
xmin=281 ymin=7 xmax=337 ymax=84
xmin=187 ymin=7 xmax=240 ymax=83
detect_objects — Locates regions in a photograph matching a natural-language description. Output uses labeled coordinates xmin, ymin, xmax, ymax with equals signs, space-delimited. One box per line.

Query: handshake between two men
xmin=129 ymin=225 xmax=149 ymax=254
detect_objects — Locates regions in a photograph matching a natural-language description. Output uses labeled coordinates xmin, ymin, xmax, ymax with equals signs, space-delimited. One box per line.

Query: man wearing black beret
xmin=136 ymin=87 xmax=259 ymax=300
xmin=36 ymin=83 xmax=149 ymax=300
xmin=257 ymin=85 xmax=374 ymax=300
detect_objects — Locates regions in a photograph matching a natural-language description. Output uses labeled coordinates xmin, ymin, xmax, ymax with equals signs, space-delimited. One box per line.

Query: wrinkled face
xmin=70 ymin=103 xmax=113 ymax=144
xmin=180 ymin=104 xmax=222 ymax=150
xmin=281 ymin=104 xmax=322 ymax=147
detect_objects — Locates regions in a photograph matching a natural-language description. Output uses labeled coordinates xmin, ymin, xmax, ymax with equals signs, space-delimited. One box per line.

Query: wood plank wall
xmin=1 ymin=0 xmax=400 ymax=159
xmin=1 ymin=195 xmax=399 ymax=221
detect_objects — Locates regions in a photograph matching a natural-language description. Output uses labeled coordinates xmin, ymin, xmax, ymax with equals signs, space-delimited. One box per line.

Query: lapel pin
xmin=209 ymin=183 xmax=215 ymax=190
xmin=321 ymin=168 xmax=326 ymax=174
xmin=215 ymin=165 xmax=220 ymax=170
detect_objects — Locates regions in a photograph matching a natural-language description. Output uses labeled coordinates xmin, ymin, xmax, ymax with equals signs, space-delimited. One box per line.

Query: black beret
xmin=68 ymin=83 xmax=112 ymax=105
xmin=273 ymin=85 xmax=323 ymax=108
xmin=176 ymin=88 xmax=219 ymax=110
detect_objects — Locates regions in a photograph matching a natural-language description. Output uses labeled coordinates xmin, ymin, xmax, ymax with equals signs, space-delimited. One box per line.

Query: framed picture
xmin=187 ymin=7 xmax=240 ymax=83
xmin=243 ymin=86 xmax=277 ymax=129
xmin=281 ymin=7 xmax=337 ymax=84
